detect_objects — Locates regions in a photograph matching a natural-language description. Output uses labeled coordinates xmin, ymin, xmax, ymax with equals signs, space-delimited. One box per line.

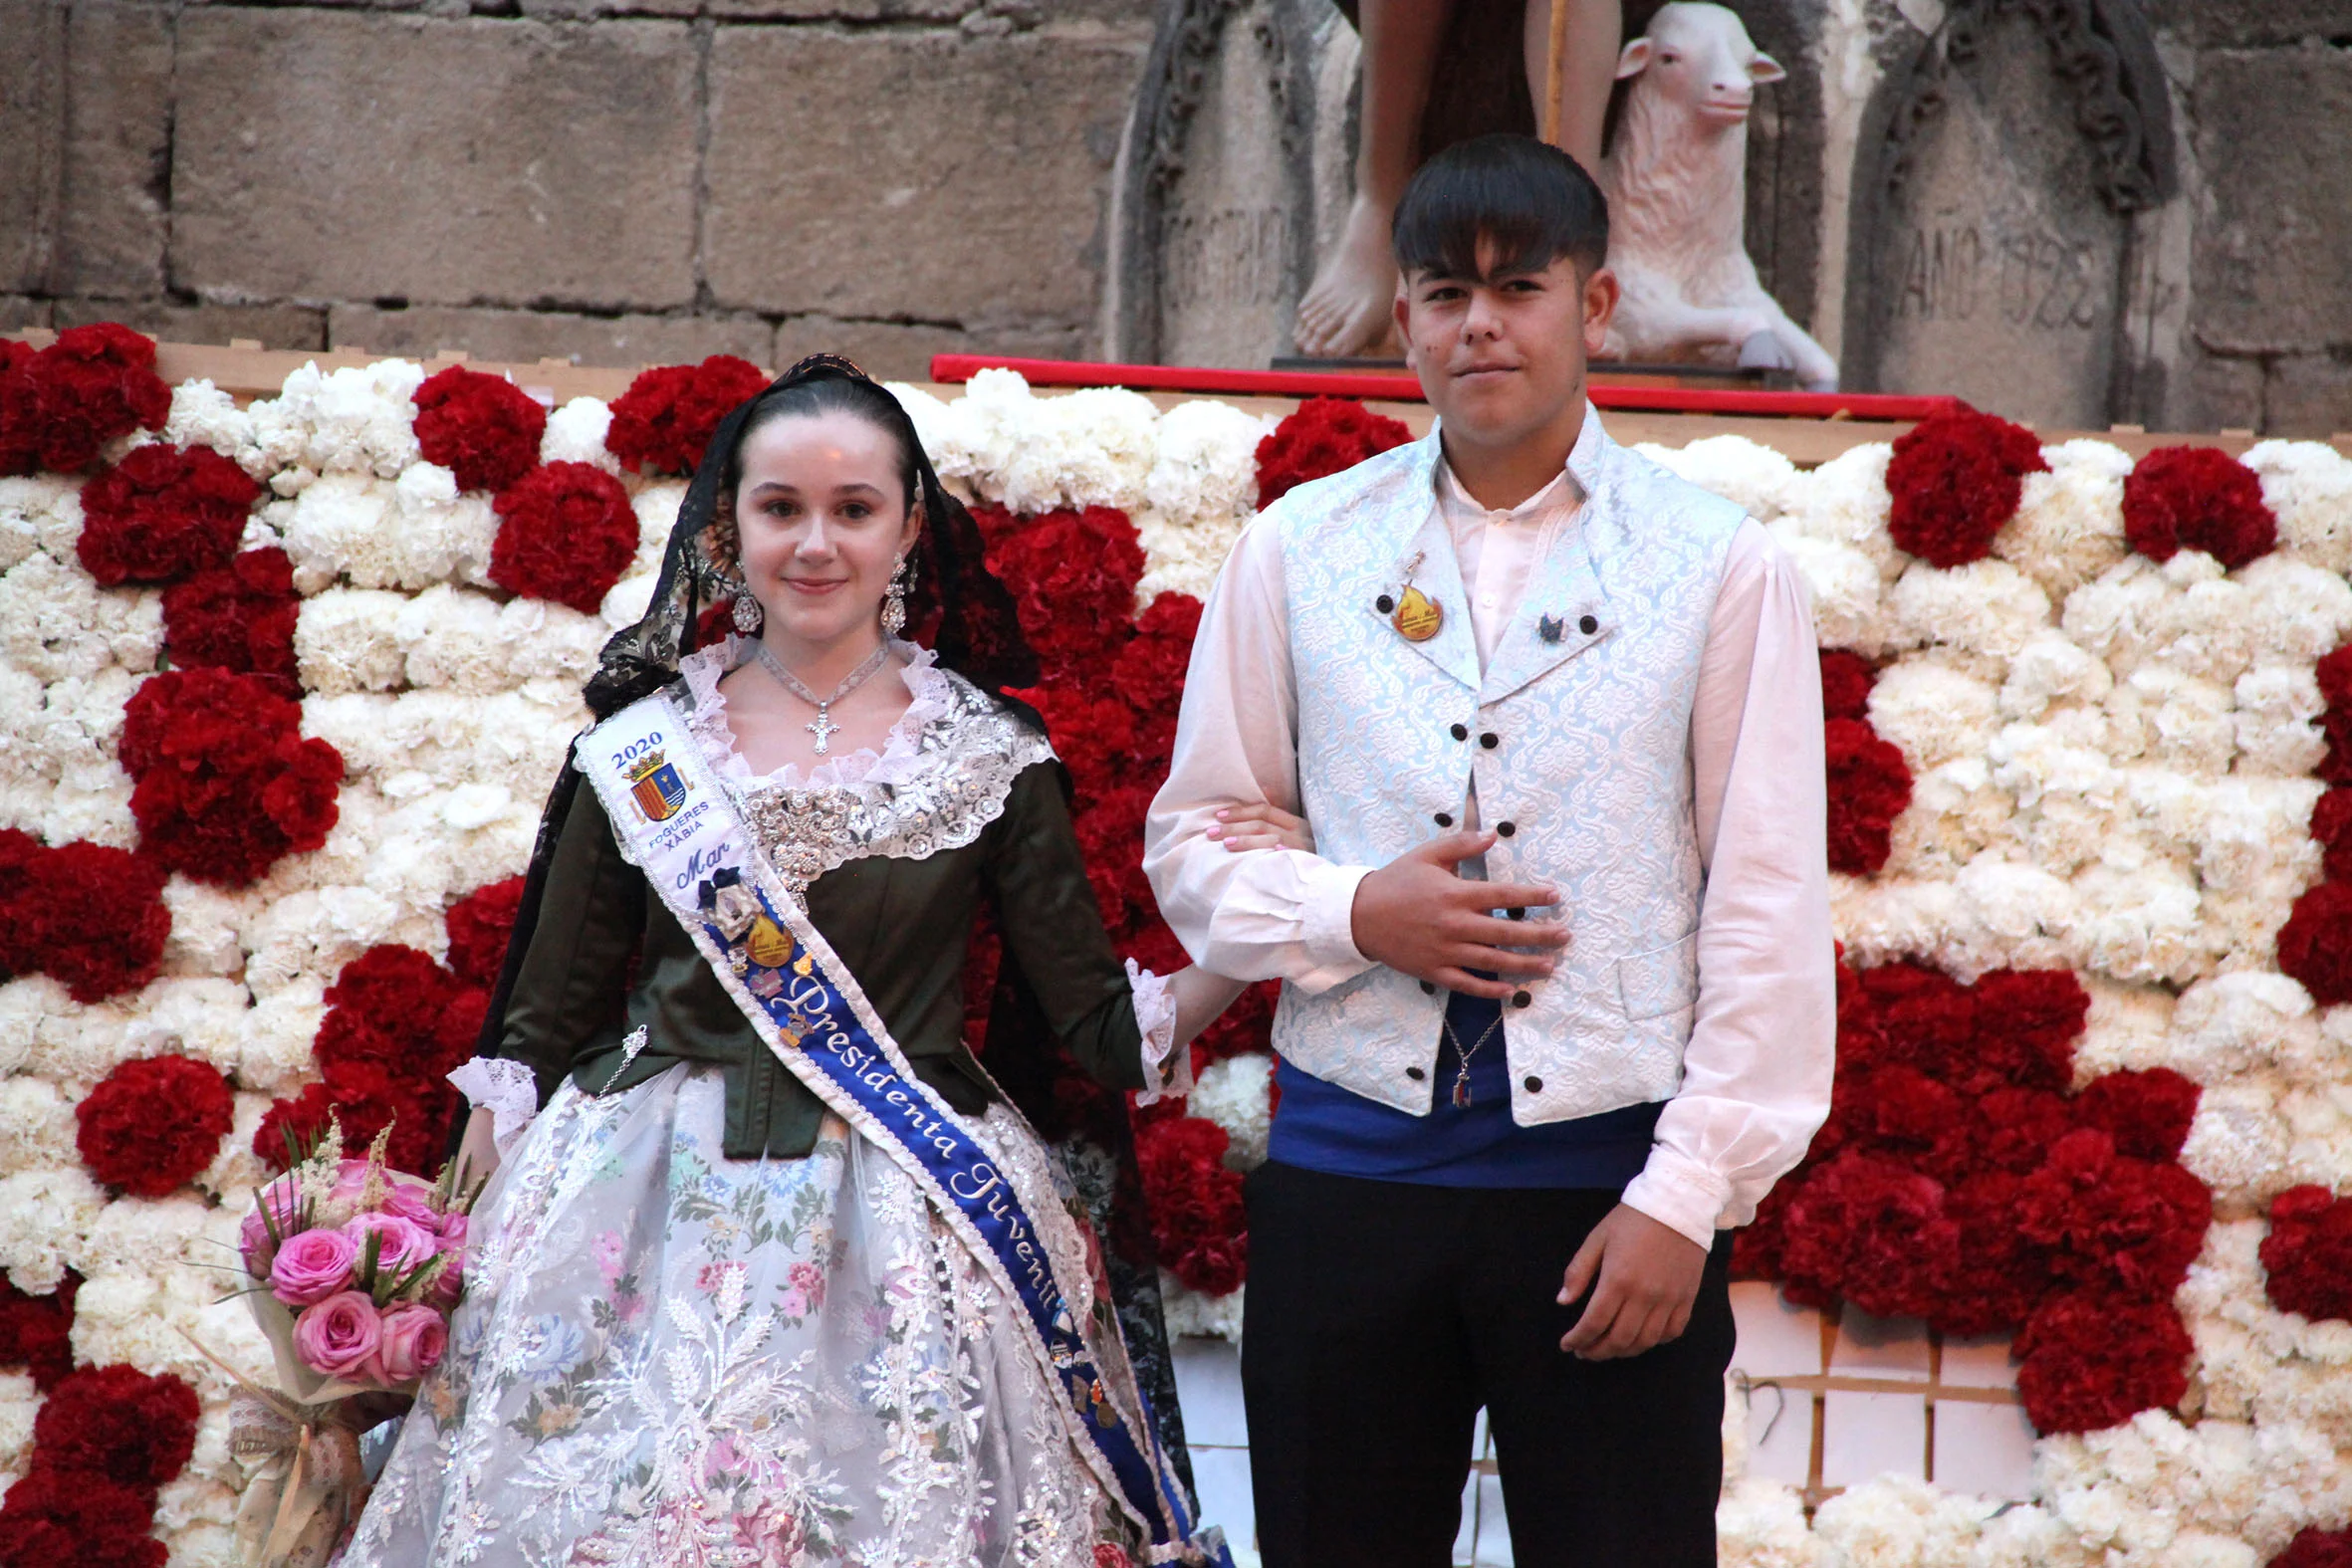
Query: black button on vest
xmin=1450 ymin=723 xmax=1469 ymax=742
xmin=1579 ymin=614 xmax=1599 ymax=635
xmin=1507 ymin=908 xmax=1526 ymax=921
xmin=1524 ymin=1074 xmax=1543 ymax=1092
xmin=1434 ymin=811 xmax=1453 ymax=828
xmin=1480 ymin=733 xmax=1499 ymax=749
xmin=1376 ymin=594 xmax=1395 ymax=614
xmin=1512 ymin=990 xmax=1532 ymax=1008
xmin=1406 ymin=1065 xmax=1426 ymax=1081
xmin=1496 ymin=820 xmax=1516 ymax=837
xmin=1419 ymin=980 xmax=1437 ymax=996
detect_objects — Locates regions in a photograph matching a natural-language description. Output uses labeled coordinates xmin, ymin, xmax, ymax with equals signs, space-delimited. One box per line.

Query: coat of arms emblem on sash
xmin=625 ymin=750 xmax=688 ymax=822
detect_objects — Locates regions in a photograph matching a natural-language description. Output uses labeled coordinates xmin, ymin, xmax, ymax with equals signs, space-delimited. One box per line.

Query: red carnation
xmin=1966 ymin=968 xmax=2087 ymax=1093
xmin=1 ymin=839 xmax=170 ymax=1004
xmin=445 ymin=877 xmax=528 ymax=989
xmin=2272 ymin=1529 xmax=2352 ymax=1568
xmin=2122 ymin=446 xmax=2276 ymax=569
xmin=262 ymin=944 xmax=475 ymax=1175
xmin=2277 ymin=881 xmax=2352 ymax=1005
xmin=2310 ymin=788 xmax=2352 ymax=881
xmin=984 ymin=506 xmax=1146 ymax=683
xmin=1775 ymin=1152 xmax=1960 ymax=1319
xmin=75 ymin=1055 xmax=234 ymax=1198
xmin=252 ymin=1081 xmax=337 ymax=1169
xmin=1824 ymin=717 xmax=1912 ymax=875
xmin=605 ymin=354 xmax=771 ymax=478
xmin=1937 ymin=1171 xmax=2055 ymax=1336
xmin=0 ymin=1268 xmax=79 ymax=1391
xmin=2015 ymin=1128 xmax=2211 ymax=1299
xmin=160 ymin=547 xmax=301 ymax=696
xmin=2319 ymin=646 xmax=2352 ymax=785
xmin=1254 ymin=396 xmax=1414 ymax=509
xmin=119 ymin=668 xmax=344 ymax=887
xmin=1856 ymin=962 xmax=1976 ymax=1071
xmin=1134 ymin=1113 xmax=1248 ymax=1294
xmin=28 ymin=1362 xmax=200 ymax=1486
xmin=490 ymin=460 xmax=638 ymax=614
xmin=0 ymin=1466 xmax=168 ymax=1568
xmin=1885 ymin=404 xmax=2047 ymax=567
xmin=1838 ymin=1065 xmax=1962 ymax=1164
xmin=2013 ymin=1289 xmax=2191 ymax=1434
xmin=412 ymin=365 xmax=547 ymax=493
xmin=2072 ymin=1068 xmax=2201 ymax=1163
xmin=0 ymin=323 xmax=172 ymax=478
xmin=75 ymin=443 xmax=258 ymax=586
xmin=2259 ymin=1185 xmax=2352 ymax=1322
xmin=1970 ymin=1087 xmax=2078 ymax=1176
xmin=1006 ymin=684 xmax=1139 ymax=803
xmin=1112 ymin=592 xmax=1200 ymax=715
xmin=1073 ymin=785 xmax=1159 ymax=939
xmin=1819 ymin=649 xmax=1875 ymax=722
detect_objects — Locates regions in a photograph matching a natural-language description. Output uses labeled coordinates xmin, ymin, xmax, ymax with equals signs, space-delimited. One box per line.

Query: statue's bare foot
xmin=1294 ymin=196 xmax=1400 ymax=358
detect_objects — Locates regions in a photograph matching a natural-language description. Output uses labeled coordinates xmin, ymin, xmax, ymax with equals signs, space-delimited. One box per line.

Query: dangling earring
xmin=733 ymin=589 xmax=763 ymax=635
xmin=881 ymin=554 xmax=913 ymax=638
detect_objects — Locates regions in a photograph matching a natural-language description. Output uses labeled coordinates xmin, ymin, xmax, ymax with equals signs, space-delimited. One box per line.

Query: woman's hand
xmin=455 ymin=1104 xmax=502 ymax=1188
xmin=1206 ymin=801 xmax=1314 ymax=854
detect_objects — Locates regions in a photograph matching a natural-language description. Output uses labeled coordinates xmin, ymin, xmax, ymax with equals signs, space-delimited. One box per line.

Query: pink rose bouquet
xmin=234 ymin=1118 xmax=485 ymax=1405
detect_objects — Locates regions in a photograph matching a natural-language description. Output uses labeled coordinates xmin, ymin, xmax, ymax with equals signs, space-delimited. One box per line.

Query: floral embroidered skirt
xmin=341 ymin=1065 xmax=1153 ymax=1567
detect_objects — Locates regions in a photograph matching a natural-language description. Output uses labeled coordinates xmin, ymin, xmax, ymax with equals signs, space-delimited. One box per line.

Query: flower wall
xmin=1 ymin=327 xmax=2350 ymax=1566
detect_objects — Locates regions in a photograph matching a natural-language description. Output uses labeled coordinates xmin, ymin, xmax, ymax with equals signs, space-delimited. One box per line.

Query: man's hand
xmin=1556 ymin=1204 xmax=1708 ymax=1361
xmin=1348 ymin=831 xmax=1566 ymax=1001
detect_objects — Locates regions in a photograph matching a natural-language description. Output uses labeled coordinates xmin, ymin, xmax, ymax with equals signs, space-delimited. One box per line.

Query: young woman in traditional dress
xmin=342 ymin=356 xmax=1294 ymax=1567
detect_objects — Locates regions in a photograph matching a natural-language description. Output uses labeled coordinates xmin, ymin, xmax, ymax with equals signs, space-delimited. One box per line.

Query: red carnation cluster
xmin=257 ymin=942 xmax=487 ymax=1175
xmin=1134 ymin=1114 xmax=1247 ymax=1294
xmin=489 ymin=460 xmax=638 ymax=614
xmin=75 ymin=443 xmax=258 ymax=586
xmin=1254 ymin=396 xmax=1413 ymax=509
xmin=1885 ymin=403 xmax=2047 ymax=567
xmin=605 ymin=354 xmax=771 ymax=477
xmin=75 ymin=1054 xmax=235 ymax=1198
xmin=160 ymin=547 xmax=302 ymax=696
xmin=412 ymin=365 xmax=547 ymax=493
xmin=2273 ymin=1528 xmax=2352 ymax=1568
xmin=0 ymin=323 xmax=172 ymax=477
xmin=0 ymin=831 xmax=171 ymax=1003
xmin=2282 ymin=682 xmax=2352 ymax=1001
xmin=2122 ymin=445 xmax=2276 ymax=569
xmin=1819 ymin=648 xmax=1876 ymax=722
xmin=118 ymin=668 xmax=344 ymax=887
xmin=0 ymin=1268 xmax=79 ymax=1391
xmin=2012 ymin=1290 xmax=2194 ymax=1435
xmin=2259 ymin=1186 xmax=2352 ymax=1322
xmin=1743 ymin=960 xmax=2207 ymax=1433
xmin=981 ymin=504 xmax=1147 ymax=683
xmin=0 ymin=1362 xmax=198 ymax=1568
xmin=444 ymin=876 xmax=529 ymax=989
xmin=1825 ymin=720 xmax=1911 ymax=876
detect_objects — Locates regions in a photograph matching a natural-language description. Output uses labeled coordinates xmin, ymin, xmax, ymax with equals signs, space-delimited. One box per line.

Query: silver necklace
xmin=1438 ymin=1008 xmax=1506 ymax=1109
xmin=754 ymin=639 xmax=892 ymax=755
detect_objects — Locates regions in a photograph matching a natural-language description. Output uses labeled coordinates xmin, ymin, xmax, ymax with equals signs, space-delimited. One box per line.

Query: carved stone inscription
xmin=1865 ymin=12 xmax=2125 ymax=427
xmin=1154 ymin=0 xmax=1295 ymax=368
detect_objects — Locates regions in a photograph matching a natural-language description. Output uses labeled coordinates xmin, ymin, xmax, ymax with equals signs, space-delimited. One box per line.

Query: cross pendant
xmin=806 ymin=707 xmax=839 ymax=755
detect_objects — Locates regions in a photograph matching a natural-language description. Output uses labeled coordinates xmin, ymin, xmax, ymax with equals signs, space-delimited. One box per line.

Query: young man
xmin=1144 ymin=134 xmax=1835 ymax=1565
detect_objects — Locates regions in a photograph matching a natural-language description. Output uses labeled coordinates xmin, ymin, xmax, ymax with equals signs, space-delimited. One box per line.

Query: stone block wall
xmin=0 ymin=0 xmax=1152 ymax=379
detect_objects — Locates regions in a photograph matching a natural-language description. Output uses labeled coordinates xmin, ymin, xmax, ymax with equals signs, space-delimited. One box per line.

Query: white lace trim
xmin=679 ymin=634 xmax=959 ymax=791
xmin=446 ymin=1056 xmax=542 ymax=1155
xmin=1127 ymin=961 xmax=1190 ymax=1107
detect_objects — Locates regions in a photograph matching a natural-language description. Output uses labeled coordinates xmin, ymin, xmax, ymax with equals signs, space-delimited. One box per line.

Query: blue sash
xmin=579 ymin=690 xmax=1215 ymax=1563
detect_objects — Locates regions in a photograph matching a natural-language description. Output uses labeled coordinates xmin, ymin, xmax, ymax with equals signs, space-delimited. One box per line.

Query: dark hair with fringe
xmin=722 ymin=372 xmax=922 ymax=513
xmin=1391 ymin=132 xmax=1610 ymax=283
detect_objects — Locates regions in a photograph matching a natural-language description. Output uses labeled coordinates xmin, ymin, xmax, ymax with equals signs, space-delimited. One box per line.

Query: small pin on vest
xmin=1388 ymin=550 xmax=1443 ymax=642
xmin=1538 ymin=613 xmax=1563 ymax=644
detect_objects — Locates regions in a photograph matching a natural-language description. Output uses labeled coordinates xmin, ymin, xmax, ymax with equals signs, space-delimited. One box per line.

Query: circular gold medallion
xmin=1393 ymin=585 xmax=1444 ymax=643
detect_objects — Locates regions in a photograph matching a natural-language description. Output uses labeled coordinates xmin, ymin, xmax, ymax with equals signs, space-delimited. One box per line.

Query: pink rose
xmin=241 ymin=1178 xmax=306 ymax=1275
xmin=344 ymin=1213 xmax=438 ymax=1276
xmin=292 ymin=1290 xmax=382 ymax=1378
xmin=377 ymin=1183 xmax=444 ymax=1232
xmin=436 ymin=1212 xmax=470 ymax=1250
xmin=371 ymin=1302 xmax=448 ymax=1382
xmin=269 ymin=1227 xmax=358 ymax=1306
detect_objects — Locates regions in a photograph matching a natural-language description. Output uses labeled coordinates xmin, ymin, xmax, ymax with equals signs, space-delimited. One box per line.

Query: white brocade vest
xmin=1273 ymin=418 xmax=1747 ymax=1122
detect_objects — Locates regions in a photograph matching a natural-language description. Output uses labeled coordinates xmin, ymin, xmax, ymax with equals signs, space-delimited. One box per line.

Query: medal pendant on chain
xmin=1452 ymin=1074 xmax=1473 ymax=1110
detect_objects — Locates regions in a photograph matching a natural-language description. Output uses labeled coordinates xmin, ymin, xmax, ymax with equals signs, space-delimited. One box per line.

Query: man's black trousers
xmin=1240 ymin=1161 xmax=1736 ymax=1568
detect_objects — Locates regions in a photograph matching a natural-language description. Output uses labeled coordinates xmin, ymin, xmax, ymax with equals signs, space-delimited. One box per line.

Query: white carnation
xmin=160 ymin=878 xmax=265 ymax=979
xmin=195 ymin=1091 xmax=274 ymax=1201
xmin=1829 ymin=876 xmax=1963 ymax=969
xmin=1146 ymin=398 xmax=1271 ymax=522
xmin=1886 ymin=557 xmax=2051 ymax=681
xmin=1998 ymin=628 xmax=2111 ymax=720
xmin=1717 ymin=1477 xmax=1822 ymax=1568
xmin=2072 ymin=977 xmax=2176 ymax=1082
xmin=2063 ymin=555 xmax=2174 ymax=675
xmin=2114 ymin=666 xmax=2236 ymax=780
xmin=2234 ymin=663 xmax=2328 ymax=777
xmin=632 ymin=480 xmax=688 ymax=564
xmin=0 ymin=1165 xmax=106 ymax=1290
xmin=392 ymin=461 xmax=501 ymax=588
xmin=600 ymin=569 xmax=660 ymax=630
xmin=295 ymin=585 xmax=408 ymax=694
xmin=2069 ymin=859 xmax=2208 ymax=986
xmin=2280 ymin=1083 xmax=2352 ymax=1191
xmin=2237 ymin=553 xmax=2352 ymax=663
xmin=27 ymin=994 xmax=138 ymax=1088
xmin=1782 ymin=442 xmax=1898 ymax=578
xmin=0 ymin=549 xmax=117 ymax=682
xmin=0 ymin=1371 xmax=36 ymax=1477
xmin=244 ymin=357 xmax=426 ymax=484
xmin=2243 ymin=438 xmax=2352 ymax=573
xmin=1995 ymin=439 xmax=2131 ymax=599
xmin=1774 ymin=533 xmax=1885 ymax=655
xmin=0 ymin=475 xmax=80 ymax=571
xmin=2179 ymin=1079 xmax=2291 ymax=1205
xmin=884 ymin=381 xmax=957 ymax=469
xmin=1882 ymin=757 xmax=2013 ymax=878
xmin=2165 ymin=971 xmax=2315 ymax=1082
xmin=1637 ymin=434 xmax=1799 ymax=522
xmin=1812 ymin=1475 xmax=1999 ymax=1568
xmin=1157 ymin=1273 xmax=1243 ymax=1342
xmin=0 ymin=1076 xmax=80 ymax=1167
xmin=121 ymin=976 xmax=251 ymax=1080
xmin=1135 ymin=507 xmax=1246 ymax=607
xmin=541 ymin=396 xmax=617 ymax=471
xmin=1867 ymin=658 xmax=1999 ymax=770
xmin=238 ymin=978 xmax=327 ymax=1086
xmin=1008 ymin=386 xmax=1162 ymax=514
xmin=1189 ymin=1052 xmax=1273 ymax=1171
xmin=1987 ymin=720 xmax=2123 ymax=876
xmin=1946 ymin=857 xmax=2082 ymax=976
xmin=1968 ymin=1503 xmax=2094 ymax=1568
xmin=2144 ymin=553 xmax=2259 ymax=686
xmin=161 ymin=378 xmax=257 ymax=463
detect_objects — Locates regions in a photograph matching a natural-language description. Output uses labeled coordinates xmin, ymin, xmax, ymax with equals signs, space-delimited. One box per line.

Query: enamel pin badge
xmin=1379 ymin=551 xmax=1445 ymax=643
xmin=1538 ymin=613 xmax=1564 ymax=644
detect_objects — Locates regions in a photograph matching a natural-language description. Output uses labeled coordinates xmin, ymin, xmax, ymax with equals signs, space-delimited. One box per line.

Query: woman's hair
xmin=719 ymin=372 xmax=922 ymax=516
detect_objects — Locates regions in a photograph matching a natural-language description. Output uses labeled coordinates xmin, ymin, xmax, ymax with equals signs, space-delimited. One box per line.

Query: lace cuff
xmin=447 ymin=1056 xmax=541 ymax=1155
xmin=1129 ymin=960 xmax=1192 ymax=1106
